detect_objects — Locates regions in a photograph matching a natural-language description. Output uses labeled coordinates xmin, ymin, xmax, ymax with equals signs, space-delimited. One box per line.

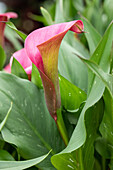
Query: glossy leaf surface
xmin=0 ymin=151 xmax=50 ymax=170
xmin=51 ymin=18 xmax=113 ymax=169
xmin=99 ymin=89 xmax=113 ymax=158
xmin=58 ymin=41 xmax=88 ymax=92
xmin=0 ymin=45 xmax=6 ymax=70
xmin=79 ymin=57 xmax=113 ymax=96
xmin=82 ymin=17 xmax=101 ymax=54
xmin=0 ymin=149 xmax=15 ymax=161
xmin=0 ymin=72 xmax=64 ymax=169
xmin=59 ymin=74 xmax=86 ymax=110
xmin=51 ymin=100 xmax=104 ymax=169
xmin=0 ymin=102 xmax=12 ymax=132
xmin=6 ymin=22 xmax=27 ymax=41
xmin=11 ymin=58 xmax=28 ymax=79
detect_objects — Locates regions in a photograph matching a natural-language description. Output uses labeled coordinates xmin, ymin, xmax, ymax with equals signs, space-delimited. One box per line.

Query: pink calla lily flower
xmin=24 ymin=20 xmax=84 ymax=120
xmin=0 ymin=12 xmax=18 ymax=47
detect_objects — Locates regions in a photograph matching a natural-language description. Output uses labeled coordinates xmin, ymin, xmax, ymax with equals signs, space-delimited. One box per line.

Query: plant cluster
xmin=0 ymin=0 xmax=113 ymax=169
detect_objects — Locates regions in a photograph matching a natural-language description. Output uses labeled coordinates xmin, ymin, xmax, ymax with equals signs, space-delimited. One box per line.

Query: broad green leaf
xmin=40 ymin=7 xmax=53 ymax=25
xmin=82 ymin=2 xmax=104 ymax=35
xmin=95 ymin=137 xmax=113 ymax=159
xmin=82 ymin=17 xmax=101 ymax=55
xmin=5 ymin=27 xmax=23 ymax=50
xmin=0 ymin=102 xmax=12 ymax=132
xmin=71 ymin=37 xmax=89 ymax=59
xmin=6 ymin=22 xmax=27 ymax=41
xmin=55 ymin=0 xmax=64 ymax=23
xmin=59 ymin=41 xmax=88 ymax=92
xmin=31 ymin=65 xmax=87 ymax=110
xmin=11 ymin=58 xmax=28 ymax=80
xmin=51 ymin=149 xmax=83 ymax=170
xmin=51 ymin=99 xmax=104 ymax=170
xmin=0 ymin=45 xmax=6 ymax=70
xmin=0 ymin=72 xmax=64 ymax=169
xmin=88 ymin=21 xmax=113 ymax=95
xmin=79 ymin=57 xmax=113 ymax=96
xmin=72 ymin=0 xmax=84 ymax=12
xmin=51 ymin=17 xmax=113 ymax=169
xmin=63 ymin=31 xmax=89 ymax=59
xmin=0 ymin=151 xmax=50 ymax=170
xmin=63 ymin=0 xmax=76 ymax=20
xmin=59 ymin=74 xmax=86 ymax=110
xmin=82 ymin=99 xmax=104 ymax=170
xmin=0 ymin=149 xmax=15 ymax=161
xmin=104 ymin=0 xmax=113 ymax=22
xmin=99 ymin=88 xmax=113 ymax=158
xmin=64 ymin=103 xmax=84 ymax=125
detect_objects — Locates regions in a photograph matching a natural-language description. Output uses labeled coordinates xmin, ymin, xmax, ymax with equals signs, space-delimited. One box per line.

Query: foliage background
xmin=0 ymin=0 xmax=113 ymax=170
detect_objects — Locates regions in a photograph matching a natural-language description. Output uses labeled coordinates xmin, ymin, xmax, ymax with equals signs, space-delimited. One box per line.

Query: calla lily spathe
xmin=8 ymin=20 xmax=84 ymax=120
xmin=25 ymin=20 xmax=84 ymax=120
xmin=0 ymin=12 xmax=18 ymax=47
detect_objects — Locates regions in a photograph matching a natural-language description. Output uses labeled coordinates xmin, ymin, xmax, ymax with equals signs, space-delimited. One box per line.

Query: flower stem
xmin=56 ymin=108 xmax=68 ymax=146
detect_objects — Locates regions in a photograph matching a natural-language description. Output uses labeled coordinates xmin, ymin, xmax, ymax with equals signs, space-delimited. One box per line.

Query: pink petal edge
xmin=0 ymin=12 xmax=18 ymax=19
xmin=25 ymin=20 xmax=84 ymax=71
xmin=25 ymin=20 xmax=84 ymax=120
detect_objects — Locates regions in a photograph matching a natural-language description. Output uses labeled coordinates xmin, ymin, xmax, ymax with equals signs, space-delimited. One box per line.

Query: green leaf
xmin=65 ymin=103 xmax=84 ymax=125
xmin=59 ymin=41 xmax=88 ymax=92
xmin=0 ymin=72 xmax=64 ymax=169
xmin=28 ymin=13 xmax=47 ymax=26
xmin=31 ymin=64 xmax=43 ymax=89
xmin=104 ymin=0 xmax=113 ymax=22
xmin=93 ymin=158 xmax=101 ymax=170
xmin=5 ymin=27 xmax=23 ymax=51
xmin=11 ymin=58 xmax=28 ymax=80
xmin=51 ymin=17 xmax=113 ymax=169
xmin=0 ymin=45 xmax=6 ymax=70
xmin=109 ymin=159 xmax=113 ymax=169
xmin=51 ymin=150 xmax=82 ymax=170
xmin=88 ymin=21 xmax=113 ymax=95
xmin=0 ymin=151 xmax=50 ymax=170
xmin=55 ymin=0 xmax=65 ymax=23
xmin=82 ymin=17 xmax=101 ymax=54
xmin=82 ymin=99 xmax=104 ymax=170
xmin=31 ymin=66 xmax=87 ymax=110
xmin=63 ymin=0 xmax=76 ymax=20
xmin=72 ymin=0 xmax=84 ymax=12
xmin=95 ymin=137 xmax=113 ymax=159
xmin=0 ymin=102 xmax=12 ymax=132
xmin=59 ymin=74 xmax=86 ymax=110
xmin=99 ymin=88 xmax=113 ymax=158
xmin=6 ymin=22 xmax=27 ymax=41
xmin=40 ymin=7 xmax=53 ymax=25
xmin=51 ymin=99 xmax=104 ymax=170
xmin=78 ymin=57 xmax=113 ymax=96
xmin=0 ymin=149 xmax=15 ymax=161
